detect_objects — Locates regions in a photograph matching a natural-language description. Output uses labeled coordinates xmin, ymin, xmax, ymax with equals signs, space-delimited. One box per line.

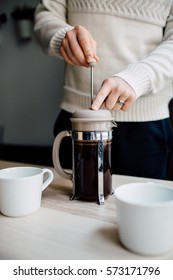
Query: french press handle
xmin=52 ymin=131 xmax=72 ymax=180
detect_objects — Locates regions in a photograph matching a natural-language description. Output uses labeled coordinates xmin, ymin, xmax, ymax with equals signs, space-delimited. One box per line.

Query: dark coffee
xmin=72 ymin=140 xmax=112 ymax=202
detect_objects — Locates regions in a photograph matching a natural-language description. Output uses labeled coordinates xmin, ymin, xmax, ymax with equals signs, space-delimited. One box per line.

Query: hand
xmin=60 ymin=25 xmax=99 ymax=67
xmin=91 ymin=76 xmax=136 ymax=111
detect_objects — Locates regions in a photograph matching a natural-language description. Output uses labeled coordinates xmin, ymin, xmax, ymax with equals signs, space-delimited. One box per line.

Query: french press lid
xmin=70 ymin=109 xmax=116 ymax=131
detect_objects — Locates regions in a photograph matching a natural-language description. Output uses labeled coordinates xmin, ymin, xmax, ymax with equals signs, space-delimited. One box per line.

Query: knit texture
xmin=34 ymin=0 xmax=173 ymax=122
xmin=68 ymin=0 xmax=171 ymax=26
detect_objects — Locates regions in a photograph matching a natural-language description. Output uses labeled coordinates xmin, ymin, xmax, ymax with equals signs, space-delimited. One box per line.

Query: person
xmin=34 ymin=0 xmax=173 ymax=179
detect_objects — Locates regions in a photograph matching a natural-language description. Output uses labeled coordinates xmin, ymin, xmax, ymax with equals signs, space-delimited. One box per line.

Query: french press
xmin=52 ymin=109 xmax=116 ymax=204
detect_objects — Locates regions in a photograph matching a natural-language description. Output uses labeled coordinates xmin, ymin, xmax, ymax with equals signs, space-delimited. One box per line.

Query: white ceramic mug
xmin=114 ymin=182 xmax=173 ymax=256
xmin=0 ymin=166 xmax=53 ymax=217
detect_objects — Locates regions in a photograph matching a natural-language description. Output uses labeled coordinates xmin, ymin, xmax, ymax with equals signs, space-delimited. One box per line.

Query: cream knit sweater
xmin=34 ymin=0 xmax=173 ymax=122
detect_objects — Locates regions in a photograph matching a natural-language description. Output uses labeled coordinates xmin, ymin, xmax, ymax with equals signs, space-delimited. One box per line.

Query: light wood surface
xmin=0 ymin=160 xmax=173 ymax=260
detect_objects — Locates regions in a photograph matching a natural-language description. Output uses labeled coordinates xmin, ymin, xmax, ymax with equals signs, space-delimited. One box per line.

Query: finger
xmin=89 ymin=34 xmax=99 ymax=63
xmin=62 ymin=37 xmax=82 ymax=66
xmin=112 ymin=98 xmax=126 ymax=110
xmin=60 ymin=45 xmax=75 ymax=65
xmin=66 ymin=26 xmax=99 ymax=66
xmin=76 ymin=26 xmax=96 ymax=63
xmin=119 ymin=91 xmax=136 ymax=111
xmin=121 ymin=98 xmax=133 ymax=111
xmin=91 ymin=83 xmax=111 ymax=110
xmin=112 ymin=94 xmax=135 ymax=111
xmin=68 ymin=41 xmax=88 ymax=66
xmin=105 ymin=84 xmax=131 ymax=110
xmin=65 ymin=28 xmax=88 ymax=66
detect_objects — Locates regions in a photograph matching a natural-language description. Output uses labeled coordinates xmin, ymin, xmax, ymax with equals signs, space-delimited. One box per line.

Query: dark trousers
xmin=53 ymin=110 xmax=172 ymax=180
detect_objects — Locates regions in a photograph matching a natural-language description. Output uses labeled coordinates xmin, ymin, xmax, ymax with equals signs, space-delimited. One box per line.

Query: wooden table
xmin=0 ymin=160 xmax=173 ymax=260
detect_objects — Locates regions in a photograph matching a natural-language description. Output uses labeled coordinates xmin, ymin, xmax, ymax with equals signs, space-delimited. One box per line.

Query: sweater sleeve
xmin=115 ymin=5 xmax=173 ymax=98
xmin=34 ymin=0 xmax=74 ymax=57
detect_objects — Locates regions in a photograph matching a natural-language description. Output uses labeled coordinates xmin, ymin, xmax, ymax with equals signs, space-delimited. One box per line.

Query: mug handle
xmin=42 ymin=168 xmax=54 ymax=191
xmin=52 ymin=131 xmax=72 ymax=180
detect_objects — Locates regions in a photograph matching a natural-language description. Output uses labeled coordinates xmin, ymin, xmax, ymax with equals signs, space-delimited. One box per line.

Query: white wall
xmin=0 ymin=0 xmax=64 ymax=146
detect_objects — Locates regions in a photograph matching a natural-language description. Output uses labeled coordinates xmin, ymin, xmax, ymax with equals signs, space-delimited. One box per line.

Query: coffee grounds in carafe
xmin=73 ymin=140 xmax=112 ymax=202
